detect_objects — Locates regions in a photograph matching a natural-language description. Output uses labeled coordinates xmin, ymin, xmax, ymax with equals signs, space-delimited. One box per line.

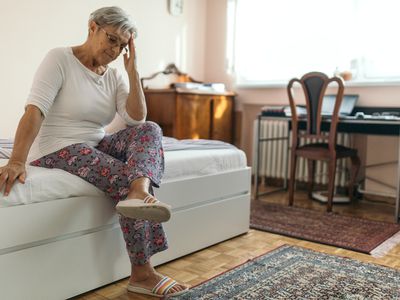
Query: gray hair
xmin=89 ymin=6 xmax=137 ymax=38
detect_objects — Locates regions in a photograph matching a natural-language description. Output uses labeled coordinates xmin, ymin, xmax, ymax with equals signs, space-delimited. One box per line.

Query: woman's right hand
xmin=0 ymin=160 xmax=26 ymax=196
xmin=0 ymin=105 xmax=42 ymax=197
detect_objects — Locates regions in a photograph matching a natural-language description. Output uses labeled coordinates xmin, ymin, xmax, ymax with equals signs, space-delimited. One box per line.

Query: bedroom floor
xmin=74 ymin=189 xmax=400 ymax=300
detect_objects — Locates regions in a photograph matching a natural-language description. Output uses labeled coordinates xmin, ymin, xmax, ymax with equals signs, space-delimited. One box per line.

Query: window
xmin=227 ymin=0 xmax=400 ymax=86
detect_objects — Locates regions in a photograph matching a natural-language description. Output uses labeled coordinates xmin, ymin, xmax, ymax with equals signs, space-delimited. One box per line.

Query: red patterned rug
xmin=250 ymin=201 xmax=400 ymax=255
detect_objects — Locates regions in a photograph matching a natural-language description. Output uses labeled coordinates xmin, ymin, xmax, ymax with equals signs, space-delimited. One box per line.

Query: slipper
xmin=116 ymin=196 xmax=171 ymax=223
xmin=127 ymin=276 xmax=189 ymax=298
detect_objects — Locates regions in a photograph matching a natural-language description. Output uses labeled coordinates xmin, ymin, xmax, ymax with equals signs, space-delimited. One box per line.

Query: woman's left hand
xmin=123 ymin=33 xmax=137 ymax=77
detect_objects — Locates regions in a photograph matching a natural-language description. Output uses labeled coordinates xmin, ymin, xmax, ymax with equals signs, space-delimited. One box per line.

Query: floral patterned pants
xmin=30 ymin=121 xmax=168 ymax=265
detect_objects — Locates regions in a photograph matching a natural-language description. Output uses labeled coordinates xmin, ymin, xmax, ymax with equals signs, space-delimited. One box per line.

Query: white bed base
xmin=0 ymin=167 xmax=251 ymax=300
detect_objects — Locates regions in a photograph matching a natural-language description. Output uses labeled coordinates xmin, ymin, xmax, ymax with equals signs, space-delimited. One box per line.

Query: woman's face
xmin=89 ymin=22 xmax=131 ymax=65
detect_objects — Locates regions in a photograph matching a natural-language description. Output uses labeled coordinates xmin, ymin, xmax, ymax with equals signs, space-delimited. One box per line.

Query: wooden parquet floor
xmin=74 ymin=189 xmax=400 ymax=300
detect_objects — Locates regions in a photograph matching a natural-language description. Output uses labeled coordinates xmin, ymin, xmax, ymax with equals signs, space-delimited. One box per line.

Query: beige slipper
xmin=116 ymin=196 xmax=171 ymax=223
xmin=127 ymin=276 xmax=189 ymax=298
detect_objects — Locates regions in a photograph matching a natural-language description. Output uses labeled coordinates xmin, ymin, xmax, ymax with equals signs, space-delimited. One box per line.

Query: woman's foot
xmin=126 ymin=191 xmax=157 ymax=203
xmin=128 ymin=271 xmax=189 ymax=297
xmin=116 ymin=192 xmax=171 ymax=222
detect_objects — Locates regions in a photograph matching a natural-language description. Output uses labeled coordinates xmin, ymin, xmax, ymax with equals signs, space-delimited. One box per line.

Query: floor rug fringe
xmin=371 ymin=230 xmax=400 ymax=257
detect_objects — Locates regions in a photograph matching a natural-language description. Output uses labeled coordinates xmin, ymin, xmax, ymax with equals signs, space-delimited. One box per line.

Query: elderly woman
xmin=0 ymin=6 xmax=188 ymax=298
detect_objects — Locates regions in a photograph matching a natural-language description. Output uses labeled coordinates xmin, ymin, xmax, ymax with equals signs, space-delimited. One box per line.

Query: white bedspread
xmin=164 ymin=148 xmax=246 ymax=181
xmin=0 ymin=148 xmax=246 ymax=208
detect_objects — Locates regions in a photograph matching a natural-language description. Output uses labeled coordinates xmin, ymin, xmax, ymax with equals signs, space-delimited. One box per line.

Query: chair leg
xmin=349 ymin=155 xmax=361 ymax=200
xmin=307 ymin=159 xmax=315 ymax=198
xmin=327 ymin=159 xmax=337 ymax=212
xmin=288 ymin=152 xmax=298 ymax=206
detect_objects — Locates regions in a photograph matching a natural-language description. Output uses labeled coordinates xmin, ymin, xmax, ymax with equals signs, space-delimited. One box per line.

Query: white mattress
xmin=0 ymin=148 xmax=246 ymax=208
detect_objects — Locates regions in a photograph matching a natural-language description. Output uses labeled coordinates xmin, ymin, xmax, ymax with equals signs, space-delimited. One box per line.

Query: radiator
xmin=252 ymin=119 xmax=352 ymax=187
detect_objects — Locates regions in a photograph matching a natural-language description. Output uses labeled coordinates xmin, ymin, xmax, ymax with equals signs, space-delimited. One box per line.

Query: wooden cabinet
xmin=144 ymin=89 xmax=235 ymax=143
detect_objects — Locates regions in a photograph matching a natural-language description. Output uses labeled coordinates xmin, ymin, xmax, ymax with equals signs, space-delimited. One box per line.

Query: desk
xmin=254 ymin=115 xmax=400 ymax=223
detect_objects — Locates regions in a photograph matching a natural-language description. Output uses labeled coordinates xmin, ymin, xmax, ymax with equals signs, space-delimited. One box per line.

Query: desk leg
xmin=396 ymin=133 xmax=400 ymax=223
xmin=254 ymin=115 xmax=261 ymax=200
xmin=283 ymin=125 xmax=290 ymax=190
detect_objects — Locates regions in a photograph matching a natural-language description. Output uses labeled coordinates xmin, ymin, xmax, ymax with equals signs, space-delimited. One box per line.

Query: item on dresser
xmin=172 ymin=82 xmax=226 ymax=94
xmin=140 ymin=63 xmax=202 ymax=89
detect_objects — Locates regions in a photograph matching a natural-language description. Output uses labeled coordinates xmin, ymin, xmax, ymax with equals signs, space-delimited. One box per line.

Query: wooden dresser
xmin=144 ymin=88 xmax=235 ymax=143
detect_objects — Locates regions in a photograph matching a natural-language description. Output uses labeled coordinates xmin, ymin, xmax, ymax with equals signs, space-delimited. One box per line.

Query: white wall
xmin=0 ymin=0 xmax=206 ymax=138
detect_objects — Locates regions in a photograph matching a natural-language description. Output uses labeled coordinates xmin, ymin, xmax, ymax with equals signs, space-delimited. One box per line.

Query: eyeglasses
xmin=99 ymin=27 xmax=128 ymax=54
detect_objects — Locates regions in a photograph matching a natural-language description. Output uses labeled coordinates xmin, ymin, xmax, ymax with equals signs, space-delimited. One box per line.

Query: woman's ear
xmin=88 ymin=20 xmax=97 ymax=35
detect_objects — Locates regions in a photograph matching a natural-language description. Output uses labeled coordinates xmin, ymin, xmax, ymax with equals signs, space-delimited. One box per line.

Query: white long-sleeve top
xmin=26 ymin=47 xmax=144 ymax=162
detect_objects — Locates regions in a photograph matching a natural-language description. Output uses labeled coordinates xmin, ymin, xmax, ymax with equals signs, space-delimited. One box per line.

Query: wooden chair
xmin=287 ymin=72 xmax=360 ymax=212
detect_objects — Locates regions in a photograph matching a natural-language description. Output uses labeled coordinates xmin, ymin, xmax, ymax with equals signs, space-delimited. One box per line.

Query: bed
xmin=0 ymin=137 xmax=251 ymax=300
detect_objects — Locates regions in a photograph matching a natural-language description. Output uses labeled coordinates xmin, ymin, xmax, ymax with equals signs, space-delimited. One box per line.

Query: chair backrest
xmin=287 ymin=72 xmax=344 ymax=150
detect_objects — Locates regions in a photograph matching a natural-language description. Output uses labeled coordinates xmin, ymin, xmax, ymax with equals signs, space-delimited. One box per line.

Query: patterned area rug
xmin=177 ymin=245 xmax=400 ymax=299
xmin=250 ymin=201 xmax=400 ymax=255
